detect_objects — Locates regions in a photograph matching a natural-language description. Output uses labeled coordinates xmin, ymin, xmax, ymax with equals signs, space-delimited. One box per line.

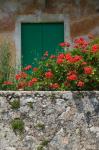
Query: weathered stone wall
xmin=0 ymin=0 xmax=99 ymax=34
xmin=0 ymin=91 xmax=99 ymax=150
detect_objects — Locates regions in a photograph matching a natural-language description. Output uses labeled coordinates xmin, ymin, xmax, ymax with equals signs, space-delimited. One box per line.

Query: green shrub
xmin=1 ymin=36 xmax=99 ymax=91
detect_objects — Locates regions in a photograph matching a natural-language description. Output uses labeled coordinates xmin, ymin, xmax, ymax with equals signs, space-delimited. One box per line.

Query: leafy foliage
xmin=0 ymin=42 xmax=15 ymax=90
xmin=1 ymin=36 xmax=99 ymax=91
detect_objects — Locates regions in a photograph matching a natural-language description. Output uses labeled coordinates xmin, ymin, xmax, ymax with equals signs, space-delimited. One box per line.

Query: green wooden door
xmin=21 ymin=23 xmax=64 ymax=67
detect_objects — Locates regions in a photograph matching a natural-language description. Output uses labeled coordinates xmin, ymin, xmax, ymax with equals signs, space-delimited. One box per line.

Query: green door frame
xmin=15 ymin=14 xmax=71 ymax=71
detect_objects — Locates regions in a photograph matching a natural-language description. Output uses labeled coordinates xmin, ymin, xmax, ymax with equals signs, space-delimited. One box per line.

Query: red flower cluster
xmin=65 ymin=53 xmax=82 ymax=63
xmin=74 ymin=45 xmax=79 ymax=49
xmin=56 ymin=53 xmax=65 ymax=64
xmin=82 ymin=62 xmax=87 ymax=65
xmin=45 ymin=71 xmax=53 ymax=79
xmin=3 ymin=35 xmax=99 ymax=91
xmin=64 ymin=82 xmax=70 ymax=87
xmin=18 ymin=81 xmax=26 ymax=89
xmin=77 ymin=81 xmax=84 ymax=87
xmin=23 ymin=65 xmax=32 ymax=71
xmin=67 ymin=74 xmax=77 ymax=81
xmin=92 ymin=44 xmax=99 ymax=53
xmin=58 ymin=53 xmax=65 ymax=59
xmin=81 ymin=49 xmax=88 ymax=53
xmin=72 ymin=55 xmax=82 ymax=63
xmin=59 ymin=42 xmax=70 ymax=47
xmin=75 ymin=37 xmax=87 ymax=45
xmin=50 ymin=83 xmax=59 ymax=89
xmin=33 ymin=67 xmax=38 ymax=72
xmin=57 ymin=58 xmax=64 ymax=64
xmin=28 ymin=78 xmax=38 ymax=87
xmin=50 ymin=55 xmax=56 ymax=59
xmin=74 ymin=37 xmax=89 ymax=48
xmin=15 ymin=72 xmax=27 ymax=80
xmin=65 ymin=53 xmax=72 ymax=61
xmin=56 ymin=53 xmax=82 ymax=64
xmin=67 ymin=71 xmax=78 ymax=81
xmin=3 ymin=81 xmax=13 ymax=85
xmin=84 ymin=66 xmax=93 ymax=74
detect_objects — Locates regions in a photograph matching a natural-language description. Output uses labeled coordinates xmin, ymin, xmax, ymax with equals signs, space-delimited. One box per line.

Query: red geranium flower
xmin=23 ymin=65 xmax=32 ymax=71
xmin=50 ymin=83 xmax=59 ymax=89
xmin=82 ymin=49 xmax=88 ymax=53
xmin=45 ymin=71 xmax=53 ymax=79
xmin=84 ymin=66 xmax=93 ymax=74
xmin=50 ymin=55 xmax=56 ymax=59
xmin=57 ymin=58 xmax=64 ymax=64
xmin=20 ymin=72 xmax=27 ymax=78
xmin=15 ymin=72 xmax=27 ymax=80
xmin=67 ymin=74 xmax=78 ymax=81
xmin=15 ymin=74 xmax=21 ymax=80
xmin=82 ymin=62 xmax=87 ymax=65
xmin=92 ymin=44 xmax=99 ymax=53
xmin=3 ymin=81 xmax=13 ymax=85
xmin=65 ymin=53 xmax=72 ymax=61
xmin=65 ymin=53 xmax=82 ymax=63
xmin=73 ymin=55 xmax=82 ymax=63
xmin=18 ymin=81 xmax=27 ymax=89
xmin=74 ymin=37 xmax=84 ymax=44
xmin=67 ymin=71 xmax=77 ymax=76
xmin=28 ymin=78 xmax=38 ymax=87
xmin=31 ymin=78 xmax=38 ymax=83
xmin=28 ymin=81 xmax=33 ymax=87
xmin=64 ymin=82 xmax=70 ymax=87
xmin=58 ymin=53 xmax=65 ymax=59
xmin=33 ymin=67 xmax=38 ymax=72
xmin=74 ymin=45 xmax=79 ymax=49
xmin=66 ymin=42 xmax=70 ymax=47
xmin=59 ymin=42 xmax=70 ymax=47
xmin=74 ymin=37 xmax=88 ymax=48
xmin=82 ymin=41 xmax=89 ymax=48
xmin=77 ymin=81 xmax=84 ymax=87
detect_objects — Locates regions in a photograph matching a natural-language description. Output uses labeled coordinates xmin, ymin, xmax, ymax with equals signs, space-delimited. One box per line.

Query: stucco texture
xmin=0 ymin=0 xmax=99 ymax=66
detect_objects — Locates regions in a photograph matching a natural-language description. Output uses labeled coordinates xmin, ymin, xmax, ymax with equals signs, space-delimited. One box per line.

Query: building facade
xmin=0 ymin=0 xmax=99 ymax=67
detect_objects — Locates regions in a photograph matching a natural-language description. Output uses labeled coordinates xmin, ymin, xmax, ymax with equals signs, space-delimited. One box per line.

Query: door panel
xmin=42 ymin=23 xmax=64 ymax=56
xmin=21 ymin=23 xmax=64 ymax=67
xmin=21 ymin=23 xmax=43 ymax=67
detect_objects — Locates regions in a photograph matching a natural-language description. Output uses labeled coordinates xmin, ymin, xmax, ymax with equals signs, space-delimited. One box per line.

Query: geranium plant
xmin=1 ymin=35 xmax=99 ymax=91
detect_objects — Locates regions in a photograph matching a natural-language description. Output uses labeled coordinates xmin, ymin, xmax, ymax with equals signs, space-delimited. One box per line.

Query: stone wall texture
xmin=0 ymin=91 xmax=99 ymax=150
xmin=0 ymin=0 xmax=99 ymax=65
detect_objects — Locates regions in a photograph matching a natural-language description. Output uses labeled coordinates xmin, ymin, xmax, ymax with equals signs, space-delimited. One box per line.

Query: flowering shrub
xmin=1 ymin=35 xmax=99 ymax=91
